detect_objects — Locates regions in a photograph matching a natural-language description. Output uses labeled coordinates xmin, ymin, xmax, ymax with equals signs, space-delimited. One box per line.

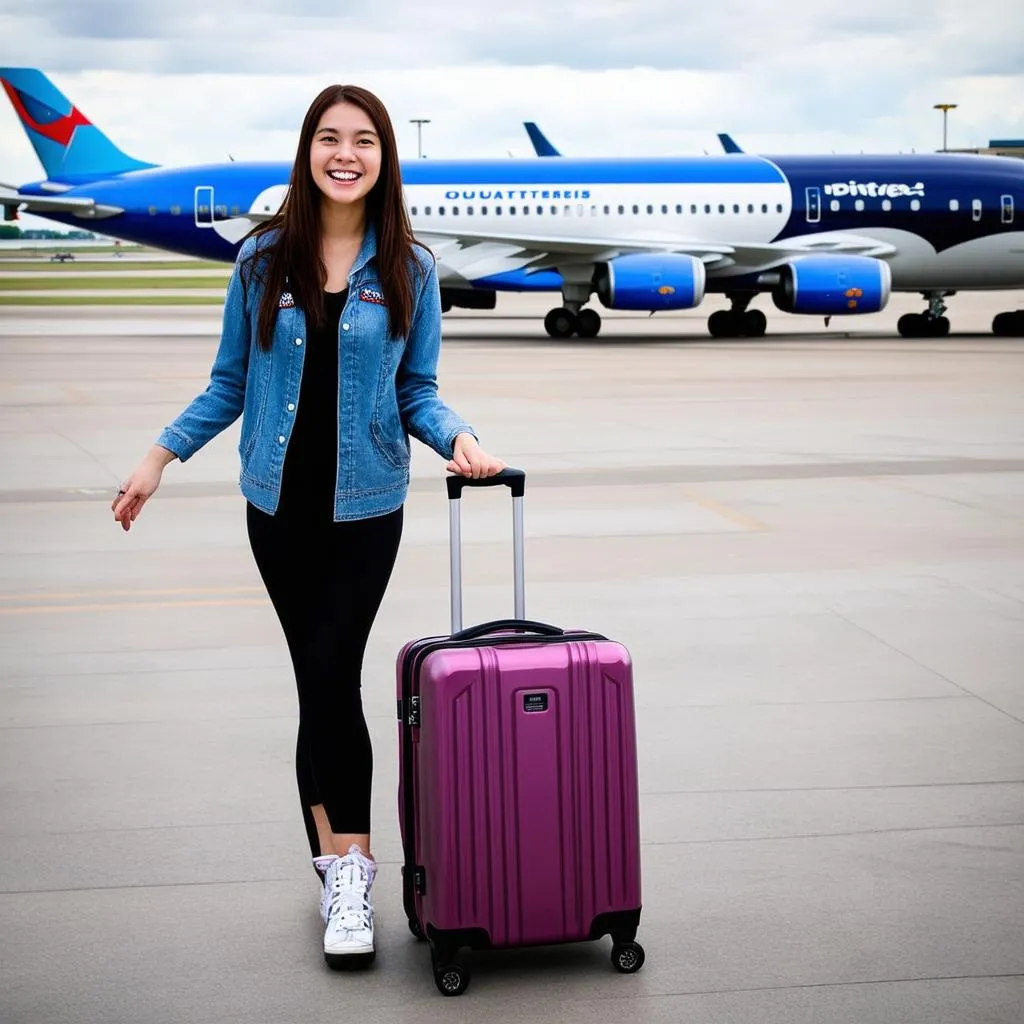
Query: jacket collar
xmin=350 ymin=220 xmax=377 ymax=277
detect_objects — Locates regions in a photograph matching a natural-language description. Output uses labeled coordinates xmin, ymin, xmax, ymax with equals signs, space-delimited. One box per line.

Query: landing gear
xmin=706 ymin=292 xmax=766 ymax=338
xmin=543 ymin=274 xmax=604 ymax=339
xmin=543 ymin=305 xmax=603 ymax=338
xmin=898 ymin=291 xmax=953 ymax=338
xmin=992 ymin=310 xmax=1024 ymax=337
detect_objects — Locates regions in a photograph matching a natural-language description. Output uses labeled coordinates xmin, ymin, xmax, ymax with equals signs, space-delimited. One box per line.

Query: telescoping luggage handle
xmin=446 ymin=468 xmax=526 ymax=633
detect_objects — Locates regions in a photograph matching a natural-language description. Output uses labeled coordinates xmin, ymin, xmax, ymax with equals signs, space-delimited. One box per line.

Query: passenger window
xmin=618 ymin=205 xmax=625 ymax=214
xmin=425 ymin=206 xmax=431 ymax=215
xmin=855 ymin=199 xmax=864 ymax=211
xmin=776 ymin=204 xmax=783 ymax=213
xmin=481 ymin=206 xmax=487 ymax=215
xmin=171 ymin=205 xmax=182 ymax=216
xmin=438 ymin=207 xmax=445 ymax=215
xmin=691 ymin=204 xmax=697 ymax=214
xmin=632 ymin=205 xmax=639 ymax=214
xmin=467 ymin=206 xmax=473 ymax=215
xmin=747 ymin=204 xmax=754 ymax=214
xmin=761 ymin=204 xmax=768 ymax=213
xmin=882 ymin=199 xmax=892 ymax=211
xmin=718 ymin=204 xmax=725 ymax=213
xmin=704 ymin=204 xmax=711 ymax=214
xmin=830 ymin=200 xmax=840 ymax=211
xmin=732 ymin=204 xmax=739 ymax=214
xmin=604 ymin=205 xmax=610 ymax=214
xmin=452 ymin=206 xmax=459 ymax=215
xmin=972 ymin=199 xmax=982 ymax=221
xmin=676 ymin=204 xmax=682 ymax=214
xmin=949 ymin=199 xmax=959 ymax=212
xmin=910 ymin=199 xmax=921 ymax=211
xmin=496 ymin=206 xmax=502 ymax=215
xmin=661 ymin=204 xmax=668 ymax=214
xmin=1002 ymin=195 xmax=1014 ymax=224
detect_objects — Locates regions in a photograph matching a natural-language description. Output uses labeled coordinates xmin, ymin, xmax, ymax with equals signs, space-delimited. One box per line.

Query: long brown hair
xmin=242 ymin=84 xmax=419 ymax=351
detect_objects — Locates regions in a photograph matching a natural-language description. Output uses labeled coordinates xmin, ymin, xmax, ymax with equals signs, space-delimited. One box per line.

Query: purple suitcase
xmin=396 ymin=469 xmax=645 ymax=996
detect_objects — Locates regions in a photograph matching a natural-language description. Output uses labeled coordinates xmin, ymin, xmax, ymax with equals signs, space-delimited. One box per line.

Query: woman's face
xmin=309 ymin=101 xmax=382 ymax=208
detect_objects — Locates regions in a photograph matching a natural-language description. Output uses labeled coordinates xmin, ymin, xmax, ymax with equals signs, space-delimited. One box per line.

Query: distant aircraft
xmin=3 ymin=67 xmax=1023 ymax=339
xmin=523 ymin=122 xmax=745 ymax=157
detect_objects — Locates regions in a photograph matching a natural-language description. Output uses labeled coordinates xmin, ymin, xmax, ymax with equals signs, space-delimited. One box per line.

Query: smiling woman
xmin=110 ymin=81 xmax=506 ymax=975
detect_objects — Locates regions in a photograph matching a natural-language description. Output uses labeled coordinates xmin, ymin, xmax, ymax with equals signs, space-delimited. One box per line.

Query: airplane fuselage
xmin=16 ymin=153 xmax=1024 ymax=292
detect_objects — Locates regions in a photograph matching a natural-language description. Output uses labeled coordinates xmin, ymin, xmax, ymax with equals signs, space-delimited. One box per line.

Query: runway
xmin=1 ymin=293 xmax=1023 ymax=1023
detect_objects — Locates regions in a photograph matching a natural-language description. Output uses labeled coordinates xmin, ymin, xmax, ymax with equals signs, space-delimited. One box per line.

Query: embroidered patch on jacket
xmin=279 ymin=291 xmax=295 ymax=309
xmin=360 ymin=287 xmax=386 ymax=306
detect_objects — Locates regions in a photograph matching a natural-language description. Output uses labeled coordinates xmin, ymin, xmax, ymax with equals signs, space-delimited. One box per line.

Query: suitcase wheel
xmin=611 ymin=941 xmax=645 ymax=974
xmin=433 ymin=962 xmax=470 ymax=997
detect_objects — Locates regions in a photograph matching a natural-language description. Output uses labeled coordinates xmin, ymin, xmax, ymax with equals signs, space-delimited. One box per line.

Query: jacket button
xmin=278 ymin=435 xmax=285 ymax=444
xmin=294 ymin=337 xmax=303 ymax=345
xmin=342 ymin=323 xmax=351 ymax=331
xmin=287 ymin=403 xmax=295 ymax=411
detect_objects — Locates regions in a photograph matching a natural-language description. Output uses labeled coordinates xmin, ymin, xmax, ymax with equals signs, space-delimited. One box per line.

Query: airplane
xmin=2 ymin=67 xmax=1023 ymax=340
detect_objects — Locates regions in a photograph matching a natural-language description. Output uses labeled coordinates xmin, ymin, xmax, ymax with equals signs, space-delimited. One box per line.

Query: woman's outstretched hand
xmin=111 ymin=446 xmax=176 ymax=532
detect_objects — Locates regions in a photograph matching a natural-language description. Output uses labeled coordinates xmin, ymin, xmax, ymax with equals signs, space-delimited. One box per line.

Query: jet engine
xmin=772 ymin=255 xmax=891 ymax=315
xmin=595 ymin=253 xmax=706 ymax=311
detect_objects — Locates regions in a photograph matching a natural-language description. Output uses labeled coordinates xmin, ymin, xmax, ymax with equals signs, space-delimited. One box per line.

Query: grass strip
xmin=0 ymin=276 xmax=228 ymax=291
xmin=0 ymin=294 xmax=226 ymax=306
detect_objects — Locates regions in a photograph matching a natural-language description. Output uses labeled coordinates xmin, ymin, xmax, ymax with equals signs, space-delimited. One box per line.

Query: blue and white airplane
xmin=3 ymin=67 xmax=1023 ymax=339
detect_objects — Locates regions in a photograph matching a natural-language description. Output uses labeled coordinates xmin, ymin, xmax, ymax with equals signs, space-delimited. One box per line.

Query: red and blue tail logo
xmin=0 ymin=67 xmax=156 ymax=181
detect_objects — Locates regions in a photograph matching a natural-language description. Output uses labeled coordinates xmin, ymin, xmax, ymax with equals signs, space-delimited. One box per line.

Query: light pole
xmin=410 ymin=118 xmax=431 ymax=159
xmin=933 ymin=103 xmax=957 ymax=152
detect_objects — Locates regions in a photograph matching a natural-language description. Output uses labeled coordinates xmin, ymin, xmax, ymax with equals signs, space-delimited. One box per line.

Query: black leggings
xmin=246 ymin=502 xmax=403 ymax=858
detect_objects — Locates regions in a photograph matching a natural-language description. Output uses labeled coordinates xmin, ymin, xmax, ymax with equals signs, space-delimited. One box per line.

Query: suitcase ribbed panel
xmin=415 ymin=639 xmax=640 ymax=949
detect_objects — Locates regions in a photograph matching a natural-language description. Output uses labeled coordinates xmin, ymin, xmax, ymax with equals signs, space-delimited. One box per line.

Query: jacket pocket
xmin=370 ymin=339 xmax=409 ymax=469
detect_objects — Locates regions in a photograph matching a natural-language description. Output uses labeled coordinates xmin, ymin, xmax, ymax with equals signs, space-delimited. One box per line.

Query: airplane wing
xmin=415 ymin=226 xmax=896 ymax=281
xmin=0 ymin=184 xmax=122 ymax=218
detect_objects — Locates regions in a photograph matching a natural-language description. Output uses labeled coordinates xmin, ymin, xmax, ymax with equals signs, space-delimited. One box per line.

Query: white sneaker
xmin=313 ymin=855 xmax=338 ymax=924
xmin=323 ymin=845 xmax=376 ymax=968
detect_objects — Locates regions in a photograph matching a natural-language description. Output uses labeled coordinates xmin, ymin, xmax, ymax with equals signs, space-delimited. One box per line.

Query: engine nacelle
xmin=772 ymin=255 xmax=891 ymax=316
xmin=595 ymin=253 xmax=706 ymax=311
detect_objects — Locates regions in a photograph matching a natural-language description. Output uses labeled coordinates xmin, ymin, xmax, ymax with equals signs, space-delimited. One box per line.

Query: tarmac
xmin=1 ymin=289 xmax=1023 ymax=1024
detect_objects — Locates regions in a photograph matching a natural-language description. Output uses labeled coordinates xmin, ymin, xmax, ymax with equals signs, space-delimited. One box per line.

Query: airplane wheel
xmin=708 ymin=310 xmax=733 ymax=338
xmin=993 ymin=311 xmax=1024 ymax=337
xmin=930 ymin=316 xmax=950 ymax=337
xmin=744 ymin=310 xmax=767 ymax=337
xmin=897 ymin=313 xmax=923 ymax=338
xmin=576 ymin=308 xmax=602 ymax=338
xmin=544 ymin=307 xmax=578 ymax=339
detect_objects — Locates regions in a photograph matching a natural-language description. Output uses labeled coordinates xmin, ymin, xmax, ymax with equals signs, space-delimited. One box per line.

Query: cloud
xmin=0 ymin=0 xmax=1021 ymax=203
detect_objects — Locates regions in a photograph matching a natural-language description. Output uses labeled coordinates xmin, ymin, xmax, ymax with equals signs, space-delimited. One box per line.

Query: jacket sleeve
xmin=395 ymin=250 xmax=476 ymax=459
xmin=154 ymin=241 xmax=254 ymax=462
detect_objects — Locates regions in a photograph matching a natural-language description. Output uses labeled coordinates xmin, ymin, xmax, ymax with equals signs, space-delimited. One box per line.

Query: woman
xmin=111 ymin=84 xmax=505 ymax=970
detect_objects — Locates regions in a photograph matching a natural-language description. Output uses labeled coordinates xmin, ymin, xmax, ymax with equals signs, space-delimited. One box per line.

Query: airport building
xmin=947 ymin=139 xmax=1024 ymax=159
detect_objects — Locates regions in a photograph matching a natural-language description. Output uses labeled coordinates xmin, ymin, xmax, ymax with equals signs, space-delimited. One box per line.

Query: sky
xmin=1 ymin=0 xmax=1022 ymax=231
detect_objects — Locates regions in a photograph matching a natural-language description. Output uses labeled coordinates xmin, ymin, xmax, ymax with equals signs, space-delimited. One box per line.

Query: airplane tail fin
xmin=0 ymin=67 xmax=157 ymax=181
xmin=718 ymin=133 xmax=744 ymax=154
xmin=524 ymin=122 xmax=562 ymax=157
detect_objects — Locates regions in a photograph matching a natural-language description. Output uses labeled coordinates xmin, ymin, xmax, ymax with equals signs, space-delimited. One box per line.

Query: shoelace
xmin=328 ymin=863 xmax=372 ymax=932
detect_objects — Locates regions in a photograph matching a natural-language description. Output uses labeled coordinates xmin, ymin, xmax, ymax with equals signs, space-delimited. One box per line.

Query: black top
xmin=277 ymin=289 xmax=348 ymax=520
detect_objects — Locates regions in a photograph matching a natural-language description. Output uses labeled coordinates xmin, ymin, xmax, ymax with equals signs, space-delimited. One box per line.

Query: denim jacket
xmin=155 ymin=224 xmax=474 ymax=521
